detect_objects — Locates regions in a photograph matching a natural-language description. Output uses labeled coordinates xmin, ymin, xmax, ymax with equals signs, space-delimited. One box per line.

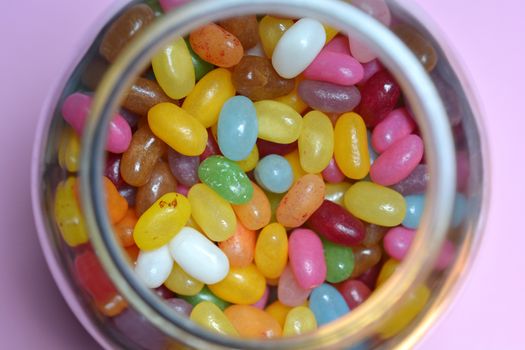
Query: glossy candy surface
xmin=255 ymin=100 xmax=303 ymax=144
xmin=402 ymin=194 xmax=425 ymax=229
xmin=254 ymin=223 xmax=288 ymax=279
xmin=182 ymin=286 xmax=230 ymax=311
xmin=167 ymin=149 xmax=200 ymax=187
xmin=383 ymin=227 xmax=416 ymax=261
xmin=371 ymin=108 xmax=416 ymax=153
xmin=254 ymin=155 xmax=293 ymax=194
xmin=164 ymin=261 xmax=204 ymax=296
xmin=324 ymin=182 xmax=351 ymax=206
xmin=54 ymin=177 xmax=88 ymax=247
xmin=232 ymin=181 xmax=271 ymax=231
xmin=190 ymin=23 xmax=244 ymax=68
xmin=391 ymin=164 xmax=429 ymax=195
xmin=322 ymin=157 xmax=346 ymax=184
xmin=190 ymin=301 xmax=239 ymax=336
xmin=75 ymin=250 xmax=117 ymax=304
xmin=278 ymin=265 xmax=312 ymax=307
xmin=309 ymin=284 xmax=350 ymax=326
xmin=103 ymin=176 xmax=129 ymax=224
xmin=288 ymin=228 xmax=326 ymax=289
xmin=208 ymin=263 xmax=266 ymax=305
xmin=298 ymin=80 xmax=361 ymax=114
xmin=224 ymin=305 xmax=282 ymax=338
xmin=322 ymin=238 xmax=355 ymax=283
xmin=123 ymin=78 xmax=173 ymax=117
xmin=337 ymin=279 xmax=371 ymax=309
xmin=334 ymin=112 xmax=370 ymax=179
xmin=218 ymin=15 xmax=259 ymax=49
xmin=258 ymin=16 xmax=294 ymax=58
xmin=283 ymin=306 xmax=317 ymax=336
xmin=135 ymin=245 xmax=173 ymax=288
xmin=135 ymin=160 xmax=177 ymax=216
xmin=218 ymin=220 xmax=256 ymax=268
xmin=303 ymin=47 xmax=364 ymax=86
xmin=298 ymin=111 xmax=334 ymax=174
xmin=393 ymin=24 xmax=438 ymax=72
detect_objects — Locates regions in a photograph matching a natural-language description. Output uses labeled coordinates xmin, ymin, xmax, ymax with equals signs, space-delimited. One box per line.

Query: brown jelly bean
xmin=218 ymin=15 xmax=259 ymax=50
xmin=135 ymin=160 xmax=177 ymax=215
xmin=80 ymin=56 xmax=108 ymax=90
xmin=393 ymin=24 xmax=438 ymax=72
xmin=350 ymin=245 xmax=382 ymax=278
xmin=123 ymin=78 xmax=174 ymax=116
xmin=361 ymin=224 xmax=387 ymax=248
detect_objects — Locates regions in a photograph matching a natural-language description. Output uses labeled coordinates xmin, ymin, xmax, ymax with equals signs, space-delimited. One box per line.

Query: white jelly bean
xmin=272 ymin=18 xmax=326 ymax=79
xmin=135 ymin=245 xmax=173 ymax=288
xmin=168 ymin=227 xmax=229 ymax=284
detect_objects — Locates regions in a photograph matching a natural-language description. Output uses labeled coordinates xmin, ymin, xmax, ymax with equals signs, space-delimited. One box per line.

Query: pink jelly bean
xmin=383 ymin=226 xmax=415 ymax=261
xmin=251 ymin=285 xmax=270 ymax=309
xmin=278 ymin=265 xmax=312 ymax=307
xmin=61 ymin=92 xmax=131 ymax=153
xmin=370 ymin=134 xmax=424 ymax=186
xmin=159 ymin=0 xmax=191 ymax=11
xmin=288 ymin=229 xmax=326 ymax=290
xmin=435 ymin=240 xmax=455 ymax=270
xmin=322 ymin=157 xmax=346 ymax=183
xmin=303 ymin=49 xmax=364 ymax=86
xmin=349 ymin=37 xmax=376 ymax=64
xmin=372 ymin=108 xmax=416 ymax=153
xmin=358 ymin=59 xmax=383 ymax=86
xmin=176 ymin=184 xmax=189 ymax=197
xmin=324 ymin=35 xmax=351 ymax=55
xmin=352 ymin=0 xmax=392 ymax=26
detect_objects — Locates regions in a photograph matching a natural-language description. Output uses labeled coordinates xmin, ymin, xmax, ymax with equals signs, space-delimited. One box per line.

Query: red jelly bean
xmin=104 ymin=153 xmax=125 ymax=188
xmin=357 ymin=264 xmax=381 ymax=290
xmin=257 ymin=139 xmax=297 ymax=158
xmin=337 ymin=279 xmax=371 ymax=309
xmin=75 ymin=250 xmax=117 ymax=303
xmin=199 ymin=129 xmax=222 ymax=162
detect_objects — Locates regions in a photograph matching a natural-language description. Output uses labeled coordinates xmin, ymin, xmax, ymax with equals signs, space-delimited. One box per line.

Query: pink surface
xmin=0 ymin=0 xmax=523 ymax=349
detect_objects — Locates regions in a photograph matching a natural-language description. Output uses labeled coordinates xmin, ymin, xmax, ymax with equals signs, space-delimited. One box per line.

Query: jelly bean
xmin=325 ymin=182 xmax=351 ymax=206
xmin=122 ymin=78 xmax=174 ymax=117
xmin=402 ymin=194 xmax=425 ymax=229
xmin=159 ymin=0 xmax=190 ymax=11
xmin=309 ymin=284 xmax=350 ymax=326
xmin=125 ymin=245 xmax=140 ymax=263
xmin=217 ymin=96 xmax=258 ymax=161
xmin=119 ymin=185 xmax=137 ymax=207
xmin=367 ymin=130 xmax=378 ymax=165
xmin=75 ymin=250 xmax=117 ymax=303
xmin=278 ymin=265 xmax=312 ymax=307
xmin=135 ymin=245 xmax=173 ymax=288
xmin=120 ymin=126 xmax=166 ymax=187
xmin=359 ymin=59 xmax=383 ymax=87
xmin=283 ymin=149 xmax=307 ymax=183
xmin=58 ymin=128 xmax=80 ymax=172
xmin=182 ymin=286 xmax=230 ymax=310
xmin=236 ymin=145 xmax=259 ymax=172
xmin=435 ymin=240 xmax=455 ymax=270
xmin=325 ymin=35 xmax=351 ymax=54
xmin=80 ymin=56 xmax=108 ymax=90
xmin=252 ymin=286 xmax=270 ymax=310
xmin=322 ymin=238 xmax=355 ymax=283
xmin=232 ymin=181 xmax=271 ymax=231
xmin=169 ymin=227 xmax=229 ymax=284
xmin=288 ymin=228 xmax=326 ymax=289
xmin=258 ymin=16 xmax=294 ymax=58
xmin=377 ymin=258 xmax=399 ymax=286
xmin=266 ymin=191 xmax=284 ymax=223
xmin=189 ymin=23 xmax=244 ymax=68
xmin=198 ymin=156 xmax=253 ymax=204
xmin=356 ymin=70 xmax=401 ymax=127
xmin=362 ymin=223 xmax=387 ymax=247
xmin=254 ymin=155 xmax=294 ymax=194
xmin=334 ymin=112 xmax=370 ymax=179
xmin=182 ymin=68 xmax=236 ymax=128
xmin=323 ymin=24 xmax=338 ymax=42
xmin=113 ymin=309 xmax=167 ymax=350
xmin=218 ymin=220 xmax=256 ymax=268
xmin=164 ymin=261 xmax=204 ymax=296
xmin=277 ymin=174 xmax=325 ymax=227
xmin=344 ymin=181 xmax=406 ymax=227
xmin=298 ymin=80 xmax=361 ymax=114
xmin=337 ymin=280 xmax=371 ymax=309
xmin=255 ymin=100 xmax=303 ymax=144
xmin=190 ymin=301 xmax=239 ymax=336
xmin=224 ymin=305 xmax=282 ymax=338
xmin=358 ymin=264 xmax=381 ymax=290
xmin=349 ymin=36 xmax=376 ymax=64
xmin=254 ymin=223 xmax=288 ymax=279
xmin=148 ymin=102 xmax=207 ymax=156
xmin=272 ymin=18 xmax=326 ymax=79
xmin=152 ymin=37 xmax=195 ymax=99
xmin=283 ymin=306 xmax=317 ymax=336
xmin=353 ymin=0 xmax=392 ymax=26
xmin=391 ymin=164 xmax=429 ymax=195
xmin=155 ymin=285 xmax=175 ymax=299
xmin=257 ymin=139 xmax=297 ymax=158
xmin=304 ymin=48 xmax=364 ymax=86
xmin=188 ymin=183 xmax=236 ymax=242
xmin=99 ymin=4 xmax=155 ymax=62
xmin=167 ymin=148 xmax=200 ymax=187
xmin=322 ymin=157 xmax=346 ymax=184
xmin=104 ymin=153 xmax=125 ymax=188
xmin=113 ymin=208 xmax=137 ymax=247
xmin=133 ymin=192 xmax=191 ymax=250
xmin=265 ymin=301 xmax=293 ymax=328
xmin=61 ymin=92 xmax=132 ymax=153
xmin=298 ymin=111 xmax=334 ymax=174
xmin=208 ymin=263 xmax=266 ymax=305
xmin=393 ymin=24 xmax=437 ymax=72
xmin=184 ymin=38 xmax=215 ymax=81
xmin=307 ymin=200 xmax=365 ymax=246
xmin=383 ymin=227 xmax=415 ymax=261
xmin=96 ymin=294 xmax=127 ymax=317
xmin=370 ymin=135 xmax=424 ymax=186
xmin=218 ymin=15 xmax=259 ymax=50
xmin=372 ymin=108 xmax=416 ymax=153
xmin=351 ymin=245 xmax=382 ymax=278
xmin=275 ymin=76 xmax=308 ymax=113
xmin=54 ymin=177 xmax=88 ymax=247
xmin=232 ymin=56 xmax=294 ymax=101
xmin=103 ymin=176 xmax=128 ymax=224
xmin=165 ymin=298 xmax=193 ymax=317
xmin=135 ymin=160 xmax=177 ymax=216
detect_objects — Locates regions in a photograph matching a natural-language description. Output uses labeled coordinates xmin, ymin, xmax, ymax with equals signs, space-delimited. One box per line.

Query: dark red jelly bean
xmin=105 ymin=153 xmax=125 ymax=187
xmin=257 ymin=139 xmax=297 ymax=158
xmin=357 ymin=263 xmax=382 ymax=290
xmin=337 ymin=279 xmax=372 ymax=309
xmin=199 ymin=129 xmax=222 ymax=162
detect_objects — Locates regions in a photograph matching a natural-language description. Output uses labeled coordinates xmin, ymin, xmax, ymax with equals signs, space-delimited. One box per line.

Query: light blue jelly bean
xmin=452 ymin=193 xmax=467 ymax=228
xmin=402 ymin=194 xmax=425 ymax=229
xmin=217 ymin=96 xmax=258 ymax=161
xmin=254 ymin=154 xmax=293 ymax=193
xmin=309 ymin=283 xmax=350 ymax=326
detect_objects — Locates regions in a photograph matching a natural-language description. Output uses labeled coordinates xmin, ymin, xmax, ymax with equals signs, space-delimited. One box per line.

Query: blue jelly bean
xmin=309 ymin=283 xmax=350 ymax=326
xmin=217 ymin=96 xmax=258 ymax=161
xmin=452 ymin=193 xmax=467 ymax=228
xmin=254 ymin=154 xmax=293 ymax=193
xmin=402 ymin=194 xmax=425 ymax=229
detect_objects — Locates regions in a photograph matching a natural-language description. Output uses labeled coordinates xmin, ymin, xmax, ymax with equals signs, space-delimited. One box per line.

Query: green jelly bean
xmin=322 ymin=238 xmax=355 ymax=283
xmin=143 ymin=0 xmax=163 ymax=16
xmin=181 ymin=286 xmax=230 ymax=311
xmin=185 ymin=37 xmax=215 ymax=80
xmin=198 ymin=155 xmax=254 ymax=205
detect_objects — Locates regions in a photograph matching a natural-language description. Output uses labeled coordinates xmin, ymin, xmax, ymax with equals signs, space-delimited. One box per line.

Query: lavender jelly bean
xmin=167 ymin=148 xmax=200 ymax=187
xmin=391 ymin=164 xmax=429 ymax=195
xmin=298 ymin=80 xmax=361 ymax=114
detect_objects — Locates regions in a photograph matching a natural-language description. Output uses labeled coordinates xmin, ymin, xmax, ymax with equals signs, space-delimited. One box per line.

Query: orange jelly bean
xmin=113 ymin=208 xmax=137 ymax=247
xmin=265 ymin=301 xmax=293 ymax=328
xmin=189 ymin=23 xmax=244 ymax=68
xmin=224 ymin=305 xmax=283 ymax=339
xmin=103 ymin=176 xmax=128 ymax=224
xmin=218 ymin=220 xmax=256 ymax=268
xmin=232 ymin=181 xmax=271 ymax=231
xmin=96 ymin=294 xmax=127 ymax=317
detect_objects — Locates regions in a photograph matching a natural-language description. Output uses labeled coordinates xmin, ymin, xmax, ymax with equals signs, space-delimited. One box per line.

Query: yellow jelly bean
xmin=255 ymin=100 xmax=303 ymax=144
xmin=284 ymin=150 xmax=308 ymax=183
xmin=133 ymin=192 xmax=191 ymax=251
xmin=377 ymin=258 xmax=400 ymax=286
xmin=188 ymin=183 xmax=236 ymax=242
xmin=265 ymin=301 xmax=293 ymax=328
xmin=58 ymin=128 xmax=80 ymax=172
xmin=283 ymin=306 xmax=317 ymax=336
xmin=334 ymin=112 xmax=370 ymax=179
xmin=152 ymin=37 xmax=195 ymax=99
xmin=323 ymin=24 xmax=338 ymax=42
xmin=164 ymin=262 xmax=204 ymax=296
xmin=208 ymin=263 xmax=266 ymax=305
xmin=344 ymin=181 xmax=406 ymax=227
xmin=274 ymin=76 xmax=308 ymax=114
xmin=266 ymin=191 xmax=284 ymax=223
xmin=255 ymin=223 xmax=288 ymax=279
xmin=190 ymin=301 xmax=239 ymax=336
xmin=236 ymin=145 xmax=259 ymax=172
xmin=325 ymin=182 xmax=352 ymax=206
xmin=148 ymin=102 xmax=207 ymax=156
xmin=54 ymin=177 xmax=88 ymax=247
xmin=299 ymin=111 xmax=334 ymax=174
xmin=182 ymin=68 xmax=236 ymax=128
xmin=259 ymin=16 xmax=294 ymax=57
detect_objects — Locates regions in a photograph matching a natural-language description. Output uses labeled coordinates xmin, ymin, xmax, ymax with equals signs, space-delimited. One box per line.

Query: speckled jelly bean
xmin=272 ymin=18 xmax=326 ymax=79
xmin=168 ymin=227 xmax=229 ymax=284
xmin=224 ymin=305 xmax=282 ymax=338
xmin=372 ymin=108 xmax=416 ymax=153
xmin=337 ymin=279 xmax=371 ymax=309
xmin=255 ymin=100 xmax=303 ymax=144
xmin=54 ymin=177 xmax=88 ymax=247
xmin=322 ymin=157 xmax=346 ymax=183
xmin=208 ymin=263 xmax=266 ymax=305
xmin=255 ymin=223 xmax=288 ymax=279
xmin=322 ymin=238 xmax=355 ymax=283
xmin=288 ymin=228 xmax=326 ymax=289
xmin=135 ymin=245 xmax=173 ymax=288
xmin=135 ymin=160 xmax=177 ymax=216
xmin=232 ymin=181 xmax=271 ymax=231
xmin=283 ymin=306 xmax=317 ymax=336
xmin=278 ymin=265 xmax=312 ymax=307
xmin=324 ymin=182 xmax=351 ymax=206
xmin=254 ymin=155 xmax=293 ymax=194
xmin=217 ymin=96 xmax=258 ymax=161
xmin=218 ymin=15 xmax=259 ymax=50
xmin=189 ymin=23 xmax=244 ymax=68
xmin=298 ymin=111 xmax=334 ymax=174
xmin=309 ymin=284 xmax=350 ymax=326
xmin=402 ymin=194 xmax=425 ymax=229
xmin=218 ymin=220 xmax=256 ymax=268
xmin=334 ymin=112 xmax=370 ymax=179
xmin=298 ymin=80 xmax=361 ymax=114
xmin=164 ymin=261 xmax=204 ymax=296
xmin=184 ymin=37 xmax=214 ymax=81
xmin=303 ymin=46 xmax=364 ymax=85
xmin=258 ymin=16 xmax=294 ymax=58
xmin=190 ymin=301 xmax=239 ymax=336
xmin=182 ymin=286 xmax=230 ymax=311
xmin=167 ymin=148 xmax=200 ymax=187
xmin=391 ymin=164 xmax=429 ymax=195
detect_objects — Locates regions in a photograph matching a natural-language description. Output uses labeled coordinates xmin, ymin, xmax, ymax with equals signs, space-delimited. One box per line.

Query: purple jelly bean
xmin=288 ymin=228 xmax=327 ymax=290
xmin=167 ymin=148 xmax=200 ymax=187
xmin=298 ymin=80 xmax=361 ymax=114
xmin=391 ymin=164 xmax=429 ymax=195
xmin=303 ymin=48 xmax=364 ymax=86
xmin=322 ymin=157 xmax=346 ymax=183
xmin=165 ymin=298 xmax=193 ymax=317
xmin=372 ymin=108 xmax=416 ymax=153
xmin=113 ymin=309 xmax=166 ymax=349
xmin=278 ymin=265 xmax=312 ymax=307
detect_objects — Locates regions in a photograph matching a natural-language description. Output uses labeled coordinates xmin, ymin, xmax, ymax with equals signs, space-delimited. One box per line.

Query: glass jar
xmin=31 ymin=0 xmax=488 ymax=349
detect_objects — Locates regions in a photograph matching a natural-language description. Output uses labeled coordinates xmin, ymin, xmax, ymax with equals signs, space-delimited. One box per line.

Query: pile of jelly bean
xmin=54 ymin=0 xmax=458 ymax=344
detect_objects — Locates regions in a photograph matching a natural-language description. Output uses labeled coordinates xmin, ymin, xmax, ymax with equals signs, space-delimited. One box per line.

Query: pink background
xmin=0 ymin=0 xmax=523 ymax=348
